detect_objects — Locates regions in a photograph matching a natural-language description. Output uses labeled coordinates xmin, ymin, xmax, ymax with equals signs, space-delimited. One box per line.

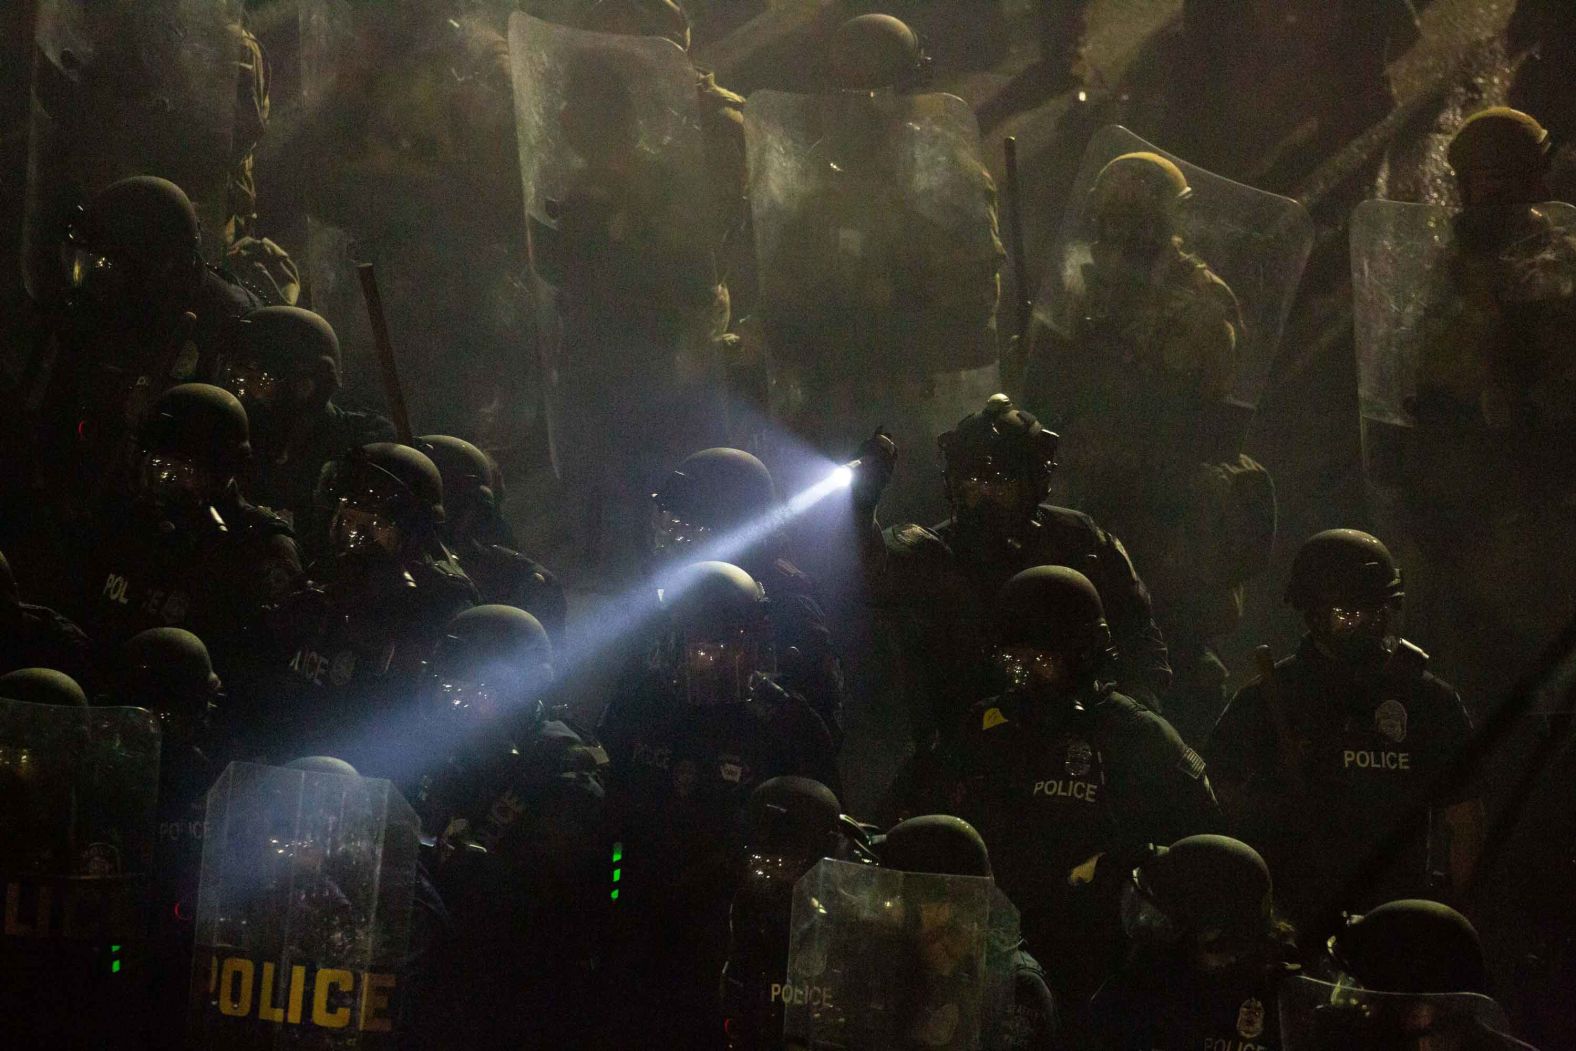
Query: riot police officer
xmin=1093 ymin=835 xmax=1299 ymax=1050
xmin=33 ymin=176 xmax=258 ymax=514
xmin=0 ymin=666 xmax=88 ymax=707
xmin=219 ymin=305 xmax=394 ymax=533
xmin=1207 ymin=530 xmax=1484 ymax=940
xmin=74 ymin=382 xmax=301 ymax=676
xmin=855 ymin=394 xmax=1171 ymax=742
xmin=409 ymin=604 xmax=607 ymax=1050
xmin=597 ymin=560 xmax=839 ymax=1048
xmin=651 ymin=447 xmax=845 ymax=737
xmin=269 ymin=442 xmax=476 ymax=766
xmin=911 ymin=565 xmax=1216 ymax=1003
xmin=415 ymin=434 xmax=566 ymax=646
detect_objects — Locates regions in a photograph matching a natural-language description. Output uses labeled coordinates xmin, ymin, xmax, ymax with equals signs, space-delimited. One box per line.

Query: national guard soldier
xmin=31 ymin=177 xmax=258 ymax=517
xmin=597 ymin=560 xmax=839 ymax=1048
xmin=1206 ymin=530 xmax=1485 ymax=940
xmin=1093 ymin=835 xmax=1299 ymax=1051
xmin=408 ymin=604 xmax=608 ymax=1050
xmin=854 ymin=394 xmax=1171 ymax=743
xmin=219 ymin=305 xmax=394 ymax=535
xmin=415 ymin=434 xmax=567 ymax=646
xmin=74 ymin=383 xmax=301 ymax=678
xmin=1023 ymin=131 xmax=1309 ymax=745
xmin=651 ymin=447 xmax=845 ymax=739
xmin=1279 ymin=900 xmax=1537 ymax=1049
xmin=910 ymin=566 xmax=1216 ymax=1004
xmin=269 ymin=442 xmax=476 ymax=767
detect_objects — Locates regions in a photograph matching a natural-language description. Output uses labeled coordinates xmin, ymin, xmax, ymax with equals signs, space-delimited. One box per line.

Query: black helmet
xmin=285 ymin=755 xmax=360 ymax=778
xmin=1447 ymin=107 xmax=1551 ymax=179
xmin=660 ymin=561 xmax=771 ymax=705
xmin=1133 ymin=835 xmax=1273 ymax=936
xmin=994 ymin=565 xmax=1108 ymax=651
xmin=881 ymin=815 xmax=992 ymax=879
xmin=830 ymin=14 xmax=926 ymax=91
xmin=1285 ymin=529 xmax=1403 ymax=612
xmin=1332 ymin=900 xmax=1488 ymax=996
xmin=653 ymin=447 xmax=777 ymax=542
xmin=429 ymin=604 xmax=554 ymax=733
xmin=71 ymin=175 xmax=200 ymax=269
xmin=318 ymin=442 xmax=446 ymax=525
xmin=0 ymin=668 xmax=88 ymax=708
xmin=228 ymin=306 xmax=341 ymax=399
xmin=744 ymin=776 xmax=842 ymax=858
xmin=119 ymin=628 xmax=220 ymax=740
xmin=415 ymin=435 xmax=497 ymax=516
xmin=139 ymin=383 xmax=252 ymax=477
xmin=939 ymin=394 xmax=1060 ymax=511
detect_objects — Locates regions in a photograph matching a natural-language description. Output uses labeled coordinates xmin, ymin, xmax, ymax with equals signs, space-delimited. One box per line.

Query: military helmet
xmin=939 ymin=394 xmax=1059 ymax=491
xmin=830 ymin=14 xmax=926 ymax=91
xmin=661 ymin=561 xmax=769 ymax=637
xmin=655 ymin=448 xmax=777 ymax=533
xmin=433 ymin=604 xmax=554 ymax=682
xmin=1092 ymin=152 xmax=1192 ymax=215
xmin=583 ymin=0 xmax=691 ymax=50
xmin=881 ymin=815 xmax=992 ymax=879
xmin=1332 ymin=900 xmax=1488 ymax=995
xmin=745 ymin=776 xmax=842 ymax=857
xmin=121 ymin=627 xmax=220 ymax=697
xmin=73 ymin=175 xmax=201 ymax=266
xmin=1135 ymin=835 xmax=1273 ymax=935
xmin=993 ymin=565 xmax=1110 ymax=654
xmin=0 ymin=668 xmax=88 ymax=708
xmin=319 ymin=442 xmax=446 ymax=526
xmin=139 ymin=383 xmax=252 ymax=474
xmin=416 ymin=435 xmax=497 ymax=514
xmin=234 ymin=306 xmax=341 ymax=383
xmin=1447 ymin=107 xmax=1551 ymax=177
xmin=1285 ymin=529 xmax=1403 ymax=612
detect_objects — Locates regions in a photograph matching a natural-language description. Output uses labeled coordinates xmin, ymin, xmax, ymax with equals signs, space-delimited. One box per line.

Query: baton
xmin=1003 ymin=136 xmax=1033 ymax=381
xmin=357 ymin=263 xmax=413 ymax=444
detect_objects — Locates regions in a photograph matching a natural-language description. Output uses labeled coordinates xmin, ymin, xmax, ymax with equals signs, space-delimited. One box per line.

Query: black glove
xmin=850 ymin=428 xmax=897 ymax=511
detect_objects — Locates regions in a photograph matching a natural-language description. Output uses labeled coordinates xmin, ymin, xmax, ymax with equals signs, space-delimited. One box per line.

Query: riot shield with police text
xmin=23 ymin=0 xmax=243 ymax=303
xmin=1278 ymin=975 xmax=1537 ymax=1050
xmin=782 ymin=857 xmax=1021 ymax=1050
xmin=187 ymin=761 xmax=419 ymax=1048
xmin=511 ymin=10 xmax=730 ymax=495
xmin=1030 ymin=125 xmax=1312 ymax=415
xmin=0 ymin=699 xmax=162 ymax=1044
xmin=299 ymin=0 xmax=537 ymax=445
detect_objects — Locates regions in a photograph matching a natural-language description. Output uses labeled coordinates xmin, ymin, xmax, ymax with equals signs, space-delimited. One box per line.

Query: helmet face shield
xmin=675 ymin=627 xmax=769 ymax=706
xmin=220 ymin=359 xmax=284 ymax=411
xmin=993 ymin=644 xmax=1079 ymax=697
xmin=138 ymin=452 xmax=213 ymax=511
xmin=946 ymin=454 xmax=1031 ymax=528
xmin=651 ymin=504 xmax=711 ymax=558
xmin=1313 ymin=597 xmax=1402 ymax=668
xmin=315 ymin=457 xmax=417 ymax=560
xmin=327 ymin=504 xmax=402 ymax=560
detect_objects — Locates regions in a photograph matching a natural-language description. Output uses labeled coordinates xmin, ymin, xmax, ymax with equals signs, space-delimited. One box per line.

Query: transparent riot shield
xmin=23 ymin=0 xmax=243 ymax=303
xmin=1350 ymin=199 xmax=1576 ymax=431
xmin=1278 ymin=975 xmax=1538 ymax=1050
xmin=0 ymin=699 xmax=162 ymax=1044
xmin=187 ymin=761 xmax=420 ymax=1048
xmin=298 ymin=0 xmax=536 ymax=444
xmin=1030 ymin=124 xmax=1313 ymax=416
xmin=782 ymin=858 xmax=1021 ymax=1050
xmin=511 ymin=10 xmax=729 ymax=495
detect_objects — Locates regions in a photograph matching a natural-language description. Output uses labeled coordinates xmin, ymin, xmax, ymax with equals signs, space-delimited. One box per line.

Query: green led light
xmin=112 ymin=960 xmax=121 ymax=974
xmin=610 ymin=888 xmax=620 ymax=901
xmin=612 ymin=868 xmax=621 ymax=882
xmin=612 ymin=843 xmax=623 ymax=863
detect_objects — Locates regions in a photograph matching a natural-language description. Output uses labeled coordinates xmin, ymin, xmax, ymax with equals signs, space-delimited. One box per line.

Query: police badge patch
xmin=1374 ymin=698 xmax=1408 ymax=743
xmin=1065 ymin=739 xmax=1093 ymax=778
xmin=1237 ymin=997 xmax=1265 ymax=1040
xmin=329 ymin=650 xmax=359 ymax=687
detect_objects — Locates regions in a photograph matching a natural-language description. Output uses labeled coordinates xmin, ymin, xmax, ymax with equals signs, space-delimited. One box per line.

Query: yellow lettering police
xmin=209 ymin=955 xmax=396 ymax=1032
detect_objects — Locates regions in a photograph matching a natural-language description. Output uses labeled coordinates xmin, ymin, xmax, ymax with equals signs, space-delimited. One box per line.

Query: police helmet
xmin=661 ymin=560 xmax=770 ymax=638
xmin=0 ymin=668 xmax=88 ymax=708
xmin=993 ymin=565 xmax=1111 ymax=655
xmin=416 ymin=435 xmax=497 ymax=517
xmin=120 ymin=628 xmax=220 ymax=736
xmin=433 ymin=604 xmax=554 ymax=683
xmin=72 ymin=175 xmax=201 ymax=268
xmin=881 ymin=815 xmax=992 ymax=879
xmin=654 ymin=448 xmax=777 ymax=533
xmin=1134 ymin=835 xmax=1273 ymax=935
xmin=661 ymin=562 xmax=771 ymax=704
xmin=318 ymin=442 xmax=446 ymax=527
xmin=745 ymin=776 xmax=842 ymax=857
xmin=830 ymin=14 xmax=926 ymax=91
xmin=1092 ymin=152 xmax=1193 ymax=213
xmin=139 ymin=383 xmax=252 ymax=476
xmin=232 ymin=306 xmax=341 ymax=389
xmin=285 ymin=755 xmax=360 ymax=778
xmin=939 ymin=394 xmax=1059 ymax=498
xmin=1447 ymin=107 xmax=1551 ymax=178
xmin=1285 ymin=529 xmax=1403 ymax=612
xmin=1332 ymin=900 xmax=1488 ymax=996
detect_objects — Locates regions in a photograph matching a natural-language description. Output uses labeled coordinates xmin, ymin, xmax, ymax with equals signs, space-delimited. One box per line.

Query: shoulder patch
xmin=982 ymin=706 xmax=1009 ymax=730
xmin=1176 ymin=745 xmax=1207 ymax=781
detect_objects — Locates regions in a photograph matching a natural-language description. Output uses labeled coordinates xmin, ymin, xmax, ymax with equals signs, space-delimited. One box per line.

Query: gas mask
xmin=946 ymin=455 xmax=1032 ymax=535
xmin=138 ymin=451 xmax=216 ymax=517
xmin=316 ymin=459 xmax=414 ymax=564
xmin=675 ymin=627 xmax=769 ymax=707
xmin=993 ymin=644 xmax=1082 ymax=700
xmin=1311 ymin=599 xmax=1401 ymax=671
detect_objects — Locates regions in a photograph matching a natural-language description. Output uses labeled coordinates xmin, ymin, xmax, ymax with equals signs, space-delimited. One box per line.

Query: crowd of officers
xmin=0 ymin=2 xmax=1565 ymax=1050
